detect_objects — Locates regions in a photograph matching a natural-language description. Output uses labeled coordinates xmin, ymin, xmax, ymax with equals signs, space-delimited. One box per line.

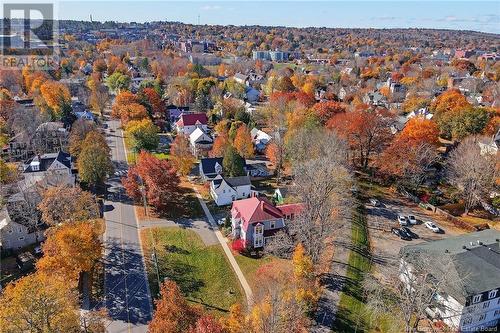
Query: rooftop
xmin=401 ymin=229 xmax=500 ymax=302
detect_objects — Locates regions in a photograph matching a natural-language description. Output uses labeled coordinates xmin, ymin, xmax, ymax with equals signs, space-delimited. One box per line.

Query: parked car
xmin=391 ymin=227 xmax=412 ymax=241
xmin=217 ymin=218 xmax=225 ymax=226
xmin=424 ymin=221 xmax=441 ymax=233
xmin=369 ymin=198 xmax=381 ymax=207
xmin=407 ymin=215 xmax=418 ymax=225
xmin=401 ymin=226 xmax=419 ymax=239
xmin=34 ymin=245 xmax=43 ymax=256
xmin=398 ymin=215 xmax=408 ymax=226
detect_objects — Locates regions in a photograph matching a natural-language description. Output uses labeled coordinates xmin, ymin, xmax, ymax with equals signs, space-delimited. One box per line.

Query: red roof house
xmin=230 ymin=197 xmax=303 ymax=249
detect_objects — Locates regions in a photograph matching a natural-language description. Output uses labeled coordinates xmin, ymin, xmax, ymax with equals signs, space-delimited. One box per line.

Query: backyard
xmin=141 ymin=227 xmax=243 ymax=315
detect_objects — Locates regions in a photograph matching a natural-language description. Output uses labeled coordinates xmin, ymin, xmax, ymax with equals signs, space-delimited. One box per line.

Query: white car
xmin=407 ymin=215 xmax=418 ymax=225
xmin=369 ymin=198 xmax=380 ymax=207
xmin=398 ymin=215 xmax=408 ymax=226
xmin=424 ymin=221 xmax=441 ymax=233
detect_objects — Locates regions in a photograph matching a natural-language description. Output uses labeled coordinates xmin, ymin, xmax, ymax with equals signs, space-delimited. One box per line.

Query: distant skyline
xmin=13 ymin=1 xmax=500 ymax=33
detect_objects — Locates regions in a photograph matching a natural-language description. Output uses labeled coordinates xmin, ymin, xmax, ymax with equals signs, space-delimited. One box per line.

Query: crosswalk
xmin=114 ymin=169 xmax=128 ymax=177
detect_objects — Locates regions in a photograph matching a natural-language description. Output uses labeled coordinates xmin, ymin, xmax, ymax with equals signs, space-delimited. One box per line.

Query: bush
xmin=231 ymin=239 xmax=245 ymax=253
xmin=492 ymin=196 xmax=500 ymax=208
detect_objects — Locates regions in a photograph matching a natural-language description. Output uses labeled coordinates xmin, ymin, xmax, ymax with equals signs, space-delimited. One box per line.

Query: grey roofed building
xmin=212 ymin=175 xmax=251 ymax=190
xmin=199 ymin=157 xmax=224 ymax=180
xmin=24 ymin=151 xmax=72 ymax=173
xmin=400 ymin=229 xmax=500 ymax=304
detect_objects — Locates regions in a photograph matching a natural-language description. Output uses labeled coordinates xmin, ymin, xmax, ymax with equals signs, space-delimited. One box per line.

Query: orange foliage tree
xmin=149 ymin=280 xmax=200 ymax=333
xmin=327 ymin=109 xmax=392 ymax=168
xmin=233 ymin=124 xmax=254 ymax=158
xmin=170 ymin=135 xmax=196 ymax=176
xmin=312 ymin=101 xmax=346 ymax=125
xmin=210 ymin=132 xmax=230 ymax=158
xmin=37 ymin=220 xmax=103 ymax=282
xmin=398 ymin=118 xmax=440 ymax=145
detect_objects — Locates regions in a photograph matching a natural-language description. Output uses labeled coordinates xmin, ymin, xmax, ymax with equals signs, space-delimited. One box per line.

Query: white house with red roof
xmin=175 ymin=113 xmax=209 ymax=136
xmin=230 ymin=196 xmax=304 ymax=249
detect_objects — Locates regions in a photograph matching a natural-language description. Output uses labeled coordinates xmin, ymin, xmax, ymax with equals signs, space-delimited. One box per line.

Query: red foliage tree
xmin=190 ymin=315 xmax=226 ymax=333
xmin=312 ymin=101 xmax=346 ymax=125
xmin=122 ymin=151 xmax=180 ymax=213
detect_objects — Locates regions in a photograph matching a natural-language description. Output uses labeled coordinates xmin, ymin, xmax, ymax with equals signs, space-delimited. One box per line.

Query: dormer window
xmin=472 ymin=294 xmax=482 ymax=304
xmin=214 ymin=162 xmax=223 ymax=175
xmin=31 ymin=161 xmax=40 ymax=171
xmin=489 ymin=290 xmax=498 ymax=299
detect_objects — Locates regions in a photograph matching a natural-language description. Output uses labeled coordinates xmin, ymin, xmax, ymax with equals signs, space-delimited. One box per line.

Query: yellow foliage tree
xmin=0 ymin=273 xmax=81 ymax=333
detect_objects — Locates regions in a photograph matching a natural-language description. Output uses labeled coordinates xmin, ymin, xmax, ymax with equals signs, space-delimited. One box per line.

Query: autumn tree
xmin=38 ymin=185 xmax=100 ymax=226
xmin=210 ymin=132 xmax=230 ymax=158
xmin=112 ymin=90 xmax=139 ymax=118
xmin=190 ymin=315 xmax=226 ymax=333
xmin=105 ymin=71 xmax=130 ymax=92
xmin=312 ymin=101 xmax=346 ymax=125
xmin=89 ymin=80 xmax=110 ymax=116
xmin=377 ymin=139 xmax=439 ymax=190
xmin=398 ymin=117 xmax=439 ymax=145
xmin=39 ymin=80 xmax=71 ymax=120
xmin=125 ymin=118 xmax=159 ymax=152
xmin=122 ymin=151 xmax=180 ymax=213
xmin=69 ymin=118 xmax=97 ymax=157
xmin=149 ymin=280 xmax=200 ymax=333
xmin=37 ymin=220 xmax=103 ymax=282
xmin=170 ymin=135 xmax=196 ymax=176
xmin=0 ymin=273 xmax=81 ymax=333
xmin=327 ymin=108 xmax=392 ymax=168
xmin=281 ymin=129 xmax=353 ymax=265
xmin=233 ymin=124 xmax=254 ymax=158
xmin=222 ymin=304 xmax=245 ymax=333
xmin=447 ymin=136 xmax=498 ymax=215
xmin=77 ymin=131 xmax=113 ymax=188
xmin=117 ymin=103 xmax=148 ymax=125
xmin=223 ymin=146 xmax=246 ymax=177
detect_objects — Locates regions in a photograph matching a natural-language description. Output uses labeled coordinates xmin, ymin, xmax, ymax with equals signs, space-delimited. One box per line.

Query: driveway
xmin=139 ymin=218 xmax=219 ymax=246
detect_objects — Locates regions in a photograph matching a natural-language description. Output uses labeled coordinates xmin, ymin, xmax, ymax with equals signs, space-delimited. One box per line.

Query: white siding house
xmin=210 ymin=175 xmax=251 ymax=206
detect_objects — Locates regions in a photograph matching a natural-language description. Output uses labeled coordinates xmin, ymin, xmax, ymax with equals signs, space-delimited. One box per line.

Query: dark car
xmin=391 ymin=227 xmax=412 ymax=241
xmin=402 ymin=226 xmax=419 ymax=239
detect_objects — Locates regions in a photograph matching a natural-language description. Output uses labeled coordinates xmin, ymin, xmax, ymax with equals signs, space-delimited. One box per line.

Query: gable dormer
xmin=30 ymin=156 xmax=40 ymax=171
xmin=214 ymin=162 xmax=223 ymax=175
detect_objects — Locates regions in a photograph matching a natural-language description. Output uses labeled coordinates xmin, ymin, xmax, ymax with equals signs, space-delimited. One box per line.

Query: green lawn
xmin=141 ymin=227 xmax=243 ymax=315
xmin=234 ymin=254 xmax=290 ymax=289
xmin=334 ymin=204 xmax=372 ymax=332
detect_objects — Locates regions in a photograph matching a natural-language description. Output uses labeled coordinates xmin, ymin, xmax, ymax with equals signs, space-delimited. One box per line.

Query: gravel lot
xmin=366 ymin=195 xmax=464 ymax=268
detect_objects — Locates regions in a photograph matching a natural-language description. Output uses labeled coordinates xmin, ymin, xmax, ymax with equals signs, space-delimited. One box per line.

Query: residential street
xmin=103 ymin=119 xmax=152 ymax=333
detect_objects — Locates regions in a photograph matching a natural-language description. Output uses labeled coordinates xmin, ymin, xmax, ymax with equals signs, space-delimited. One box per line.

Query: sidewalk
xmin=191 ymin=186 xmax=254 ymax=308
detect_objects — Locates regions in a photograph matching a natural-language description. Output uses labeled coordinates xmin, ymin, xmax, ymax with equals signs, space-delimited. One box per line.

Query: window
xmin=478 ymin=314 xmax=486 ymax=322
xmin=483 ymin=301 xmax=490 ymax=309
xmin=8 ymin=229 xmax=13 ymax=234
xmin=463 ymin=316 xmax=473 ymax=325
xmin=18 ymin=227 xmax=22 ymax=233
xmin=18 ymin=237 xmax=24 ymax=241
xmin=270 ymin=221 xmax=275 ymax=229
xmin=255 ymin=225 xmax=263 ymax=234
xmin=494 ymin=310 xmax=500 ymax=317
xmin=472 ymin=294 xmax=482 ymax=304
xmin=488 ymin=290 xmax=498 ymax=299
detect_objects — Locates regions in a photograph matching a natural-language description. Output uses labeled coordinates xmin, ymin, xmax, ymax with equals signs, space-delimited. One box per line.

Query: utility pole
xmin=138 ymin=174 xmax=161 ymax=293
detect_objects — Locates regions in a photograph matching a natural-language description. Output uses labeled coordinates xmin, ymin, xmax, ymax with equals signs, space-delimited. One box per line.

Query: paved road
xmin=103 ymin=119 xmax=152 ymax=333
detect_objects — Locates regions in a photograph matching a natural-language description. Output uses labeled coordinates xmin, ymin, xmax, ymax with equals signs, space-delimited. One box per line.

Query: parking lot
xmin=366 ymin=195 xmax=464 ymax=267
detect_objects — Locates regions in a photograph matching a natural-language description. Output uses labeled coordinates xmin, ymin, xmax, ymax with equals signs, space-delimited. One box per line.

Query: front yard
xmin=234 ymin=253 xmax=291 ymax=290
xmin=141 ymin=227 xmax=243 ymax=315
